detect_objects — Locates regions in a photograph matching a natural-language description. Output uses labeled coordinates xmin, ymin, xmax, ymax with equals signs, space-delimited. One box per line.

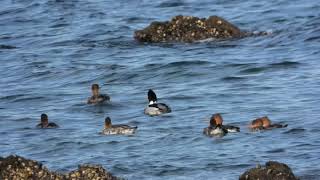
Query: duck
xmin=261 ymin=116 xmax=288 ymax=129
xmin=249 ymin=116 xmax=287 ymax=131
xmin=36 ymin=114 xmax=59 ymax=128
xmin=102 ymin=117 xmax=137 ymax=135
xmin=203 ymin=124 xmax=228 ymax=136
xmin=203 ymin=115 xmax=228 ymax=136
xmin=87 ymin=84 xmax=110 ymax=104
xmin=144 ymin=89 xmax=171 ymax=116
xmin=210 ymin=113 xmax=240 ymax=133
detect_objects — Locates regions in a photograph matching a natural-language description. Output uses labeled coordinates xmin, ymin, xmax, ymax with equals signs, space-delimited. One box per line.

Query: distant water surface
xmin=1 ymin=0 xmax=320 ymax=179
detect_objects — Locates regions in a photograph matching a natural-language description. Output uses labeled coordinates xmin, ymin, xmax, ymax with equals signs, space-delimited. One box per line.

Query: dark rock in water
xmin=239 ymin=161 xmax=299 ymax=180
xmin=0 ymin=155 xmax=121 ymax=180
xmin=0 ymin=155 xmax=63 ymax=179
xmin=66 ymin=164 xmax=120 ymax=180
xmin=134 ymin=15 xmax=243 ymax=42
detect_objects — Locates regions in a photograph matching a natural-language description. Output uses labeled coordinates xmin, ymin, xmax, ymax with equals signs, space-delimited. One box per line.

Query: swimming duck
xmin=250 ymin=116 xmax=287 ymax=131
xmin=36 ymin=114 xmax=59 ymax=128
xmin=203 ymin=124 xmax=228 ymax=136
xmin=261 ymin=116 xmax=288 ymax=129
xmin=203 ymin=115 xmax=228 ymax=136
xmin=210 ymin=113 xmax=240 ymax=133
xmin=144 ymin=89 xmax=171 ymax=116
xmin=87 ymin=84 xmax=110 ymax=104
xmin=102 ymin=117 xmax=137 ymax=135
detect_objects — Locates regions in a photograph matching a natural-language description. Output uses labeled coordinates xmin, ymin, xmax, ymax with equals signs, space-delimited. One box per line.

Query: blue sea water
xmin=0 ymin=0 xmax=320 ymax=179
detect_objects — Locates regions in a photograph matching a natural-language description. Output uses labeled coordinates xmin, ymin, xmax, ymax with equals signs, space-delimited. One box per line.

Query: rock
xmin=239 ymin=161 xmax=299 ymax=180
xmin=68 ymin=164 xmax=119 ymax=180
xmin=0 ymin=155 xmax=62 ymax=180
xmin=0 ymin=155 xmax=121 ymax=180
xmin=134 ymin=15 xmax=244 ymax=42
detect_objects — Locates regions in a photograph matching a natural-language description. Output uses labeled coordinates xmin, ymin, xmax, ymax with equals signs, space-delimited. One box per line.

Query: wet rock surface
xmin=0 ymin=155 xmax=121 ymax=180
xmin=134 ymin=15 xmax=245 ymax=43
xmin=239 ymin=161 xmax=299 ymax=180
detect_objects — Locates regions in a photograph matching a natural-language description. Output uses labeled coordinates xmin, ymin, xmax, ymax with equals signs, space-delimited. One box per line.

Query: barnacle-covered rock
xmin=0 ymin=155 xmax=121 ymax=180
xmin=0 ymin=155 xmax=63 ymax=180
xmin=67 ymin=164 xmax=119 ymax=180
xmin=239 ymin=161 xmax=299 ymax=180
xmin=134 ymin=15 xmax=243 ymax=42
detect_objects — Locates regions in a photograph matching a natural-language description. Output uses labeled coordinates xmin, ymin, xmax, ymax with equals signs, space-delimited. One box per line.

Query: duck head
xmin=148 ymin=89 xmax=157 ymax=105
xmin=250 ymin=118 xmax=263 ymax=129
xmin=91 ymin=84 xmax=100 ymax=97
xmin=210 ymin=113 xmax=223 ymax=126
xmin=104 ymin=117 xmax=112 ymax=129
xmin=40 ymin=114 xmax=49 ymax=127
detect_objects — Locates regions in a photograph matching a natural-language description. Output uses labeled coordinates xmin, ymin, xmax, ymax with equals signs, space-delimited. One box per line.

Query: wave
xmin=157 ymin=1 xmax=186 ymax=8
xmin=268 ymin=61 xmax=301 ymax=68
xmin=240 ymin=67 xmax=266 ymax=74
xmin=283 ymin=128 xmax=305 ymax=134
xmin=163 ymin=60 xmax=211 ymax=67
xmin=238 ymin=61 xmax=300 ymax=74
xmin=221 ymin=76 xmax=247 ymax=81
xmin=0 ymin=45 xmax=16 ymax=49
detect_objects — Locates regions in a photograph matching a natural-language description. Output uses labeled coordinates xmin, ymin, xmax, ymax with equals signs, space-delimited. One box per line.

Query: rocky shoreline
xmin=0 ymin=155 xmax=299 ymax=180
xmin=0 ymin=155 xmax=121 ymax=180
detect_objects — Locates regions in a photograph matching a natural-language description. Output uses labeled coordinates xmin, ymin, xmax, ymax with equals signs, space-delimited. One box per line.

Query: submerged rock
xmin=134 ymin=15 xmax=244 ymax=42
xmin=0 ymin=155 xmax=121 ymax=180
xmin=239 ymin=161 xmax=299 ymax=180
